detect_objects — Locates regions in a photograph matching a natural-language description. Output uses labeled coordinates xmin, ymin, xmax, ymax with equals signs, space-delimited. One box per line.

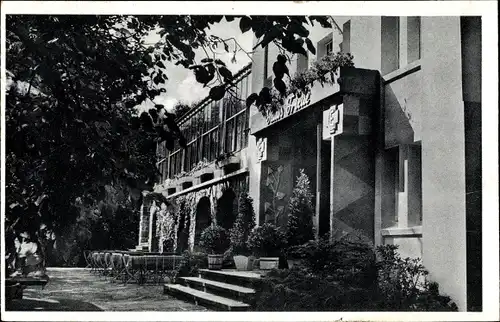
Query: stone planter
xmin=207 ymin=254 xmax=224 ymax=270
xmin=193 ymin=167 xmax=214 ymax=178
xmin=214 ymin=169 xmax=224 ymax=178
xmin=259 ymin=257 xmax=280 ymax=270
xmin=217 ymin=155 xmax=240 ymax=168
xmin=177 ymin=176 xmax=194 ymax=185
xmin=233 ymin=255 xmax=255 ymax=271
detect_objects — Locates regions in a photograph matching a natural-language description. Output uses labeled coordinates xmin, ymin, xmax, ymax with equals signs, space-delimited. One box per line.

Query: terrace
xmin=6 ymin=267 xmax=208 ymax=311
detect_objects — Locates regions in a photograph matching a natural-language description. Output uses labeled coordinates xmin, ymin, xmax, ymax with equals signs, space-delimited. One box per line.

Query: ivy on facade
xmin=151 ymin=177 xmax=249 ymax=253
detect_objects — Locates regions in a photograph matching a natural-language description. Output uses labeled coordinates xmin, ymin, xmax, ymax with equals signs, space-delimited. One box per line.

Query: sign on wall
xmin=322 ymin=104 xmax=344 ymax=140
xmin=264 ymin=91 xmax=312 ymax=125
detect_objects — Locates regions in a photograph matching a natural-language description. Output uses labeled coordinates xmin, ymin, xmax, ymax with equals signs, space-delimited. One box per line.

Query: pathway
xmin=6 ymin=268 xmax=209 ymax=311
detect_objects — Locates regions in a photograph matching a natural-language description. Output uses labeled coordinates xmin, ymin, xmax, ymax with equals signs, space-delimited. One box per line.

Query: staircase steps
xmin=163 ymin=284 xmax=250 ymax=311
xmin=163 ymin=269 xmax=265 ymax=311
xmin=198 ymin=269 xmax=264 ymax=289
xmin=179 ymin=276 xmax=256 ymax=304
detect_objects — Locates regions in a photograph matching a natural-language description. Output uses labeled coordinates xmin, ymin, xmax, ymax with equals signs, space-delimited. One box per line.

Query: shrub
xmin=247 ymin=223 xmax=287 ymax=257
xmin=287 ymin=235 xmax=377 ymax=289
xmin=253 ymin=239 xmax=457 ymax=311
xmin=286 ymin=169 xmax=314 ymax=250
xmin=254 ymin=267 xmax=374 ymax=311
xmin=374 ymin=244 xmax=458 ymax=311
xmin=229 ymin=192 xmax=256 ymax=256
xmin=174 ymin=250 xmax=208 ymax=280
xmin=199 ymin=224 xmax=229 ymax=254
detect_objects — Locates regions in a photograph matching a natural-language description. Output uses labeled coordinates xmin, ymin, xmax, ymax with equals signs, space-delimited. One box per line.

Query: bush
xmin=199 ymin=224 xmax=229 ymax=254
xmin=253 ymin=242 xmax=458 ymax=311
xmin=374 ymin=244 xmax=458 ymax=311
xmin=254 ymin=267 xmax=374 ymax=311
xmin=174 ymin=250 xmax=208 ymax=280
xmin=247 ymin=223 xmax=287 ymax=257
xmin=287 ymin=235 xmax=377 ymax=289
xmin=229 ymin=192 xmax=256 ymax=256
xmin=286 ymin=169 xmax=314 ymax=249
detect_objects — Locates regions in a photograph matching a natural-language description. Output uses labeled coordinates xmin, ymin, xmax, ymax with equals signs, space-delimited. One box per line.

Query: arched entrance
xmin=216 ymin=189 xmax=237 ymax=231
xmin=194 ymin=197 xmax=212 ymax=251
xmin=176 ymin=205 xmax=190 ymax=253
xmin=150 ymin=205 xmax=160 ymax=252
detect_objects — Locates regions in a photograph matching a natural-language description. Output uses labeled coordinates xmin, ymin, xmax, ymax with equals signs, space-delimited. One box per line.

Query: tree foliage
xmin=5 ymin=14 xmax=334 ymax=265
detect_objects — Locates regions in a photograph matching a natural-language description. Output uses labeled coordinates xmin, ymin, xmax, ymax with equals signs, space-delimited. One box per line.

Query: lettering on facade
xmin=264 ymin=91 xmax=312 ymax=125
xmin=256 ymin=137 xmax=267 ymax=162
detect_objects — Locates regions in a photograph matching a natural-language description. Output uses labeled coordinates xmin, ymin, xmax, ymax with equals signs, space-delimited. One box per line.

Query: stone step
xmin=179 ymin=276 xmax=256 ymax=304
xmin=198 ymin=269 xmax=263 ymax=289
xmin=163 ymin=284 xmax=250 ymax=311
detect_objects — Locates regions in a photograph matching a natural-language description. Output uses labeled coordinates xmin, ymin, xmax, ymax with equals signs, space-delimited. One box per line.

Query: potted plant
xmin=247 ymin=223 xmax=287 ymax=270
xmin=285 ymin=169 xmax=315 ymax=268
xmin=199 ymin=224 xmax=229 ymax=270
xmin=191 ymin=159 xmax=214 ymax=179
xmin=229 ymin=192 xmax=256 ymax=271
xmin=216 ymin=152 xmax=240 ymax=168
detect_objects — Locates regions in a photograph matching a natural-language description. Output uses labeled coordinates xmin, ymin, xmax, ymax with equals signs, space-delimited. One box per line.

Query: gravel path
xmin=6 ymin=268 xmax=209 ymax=311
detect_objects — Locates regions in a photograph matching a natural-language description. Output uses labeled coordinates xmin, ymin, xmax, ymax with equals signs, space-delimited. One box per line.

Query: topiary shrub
xmin=229 ymin=192 xmax=256 ymax=256
xmin=286 ymin=169 xmax=314 ymax=251
xmin=247 ymin=223 xmax=287 ymax=257
xmin=199 ymin=224 xmax=229 ymax=255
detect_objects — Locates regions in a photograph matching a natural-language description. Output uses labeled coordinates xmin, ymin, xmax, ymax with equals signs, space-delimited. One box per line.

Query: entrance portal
xmin=194 ymin=197 xmax=212 ymax=250
xmin=216 ymin=189 xmax=237 ymax=230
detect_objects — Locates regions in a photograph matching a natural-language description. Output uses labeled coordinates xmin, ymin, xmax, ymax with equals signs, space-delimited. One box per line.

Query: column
xmin=315 ymin=123 xmax=322 ymax=239
xmin=420 ymin=17 xmax=466 ymax=311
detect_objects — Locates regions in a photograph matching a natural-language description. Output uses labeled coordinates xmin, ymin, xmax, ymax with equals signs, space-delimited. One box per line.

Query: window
xmin=381 ymin=16 xmax=421 ymax=75
xmin=166 ymin=71 xmax=251 ymax=178
xmin=382 ymin=144 xmax=422 ymax=229
xmin=407 ymin=17 xmax=421 ymax=64
xmin=341 ymin=20 xmax=351 ymax=54
xmin=381 ymin=16 xmax=400 ymax=75
xmin=325 ymin=40 xmax=333 ymax=56
xmin=264 ymin=45 xmax=269 ymax=80
xmin=317 ymin=33 xmax=334 ymax=59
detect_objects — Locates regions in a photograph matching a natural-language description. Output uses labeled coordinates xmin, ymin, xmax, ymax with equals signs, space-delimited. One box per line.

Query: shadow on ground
xmin=7 ymin=297 xmax=104 ymax=311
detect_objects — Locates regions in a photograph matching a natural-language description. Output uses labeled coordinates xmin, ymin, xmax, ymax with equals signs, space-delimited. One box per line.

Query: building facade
xmin=139 ymin=16 xmax=481 ymax=312
xmin=138 ymin=64 xmax=253 ymax=254
xmin=247 ymin=16 xmax=481 ymax=312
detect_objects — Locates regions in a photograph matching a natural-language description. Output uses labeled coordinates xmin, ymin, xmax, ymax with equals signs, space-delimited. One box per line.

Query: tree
xmin=5 ymin=14 xmax=333 ymax=268
xmin=286 ymin=169 xmax=315 ymax=247
xmin=229 ymin=192 xmax=256 ymax=255
xmin=5 ymin=15 xmax=162 ymax=268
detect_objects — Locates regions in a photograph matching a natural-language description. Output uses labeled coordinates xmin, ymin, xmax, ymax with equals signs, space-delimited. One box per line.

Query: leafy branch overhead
xmin=183 ymin=16 xmax=335 ymax=105
xmin=248 ymin=51 xmax=354 ymax=116
xmin=4 ymin=14 xmax=336 ymax=255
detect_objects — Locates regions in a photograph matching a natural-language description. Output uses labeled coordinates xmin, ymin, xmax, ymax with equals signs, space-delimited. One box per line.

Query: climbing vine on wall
xmin=155 ymin=203 xmax=175 ymax=253
xmin=264 ymin=165 xmax=288 ymax=226
xmin=154 ymin=178 xmax=240 ymax=253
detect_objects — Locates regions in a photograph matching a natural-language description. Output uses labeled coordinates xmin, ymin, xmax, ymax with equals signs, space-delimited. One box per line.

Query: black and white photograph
xmin=1 ymin=1 xmax=498 ymax=321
